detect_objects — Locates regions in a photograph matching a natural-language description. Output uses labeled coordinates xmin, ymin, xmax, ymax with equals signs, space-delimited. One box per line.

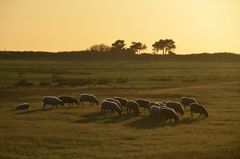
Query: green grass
xmin=0 ymin=59 xmax=239 ymax=159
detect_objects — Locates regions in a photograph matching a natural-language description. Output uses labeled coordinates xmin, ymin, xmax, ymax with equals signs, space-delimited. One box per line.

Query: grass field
xmin=0 ymin=58 xmax=240 ymax=159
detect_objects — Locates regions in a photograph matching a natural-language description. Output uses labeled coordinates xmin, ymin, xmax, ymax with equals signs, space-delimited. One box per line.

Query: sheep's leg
xmin=191 ymin=111 xmax=193 ymax=117
xmin=43 ymin=103 xmax=46 ymax=109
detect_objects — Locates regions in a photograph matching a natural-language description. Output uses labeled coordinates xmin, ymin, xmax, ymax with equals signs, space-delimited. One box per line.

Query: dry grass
xmin=0 ymin=59 xmax=239 ymax=159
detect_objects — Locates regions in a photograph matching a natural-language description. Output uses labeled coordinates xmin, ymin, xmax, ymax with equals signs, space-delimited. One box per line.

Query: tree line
xmin=88 ymin=39 xmax=176 ymax=55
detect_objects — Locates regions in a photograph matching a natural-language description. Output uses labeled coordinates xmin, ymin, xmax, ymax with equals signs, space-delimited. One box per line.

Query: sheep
xmin=149 ymin=106 xmax=161 ymax=120
xmin=101 ymin=100 xmax=122 ymax=115
xmin=126 ymin=100 xmax=140 ymax=115
xmin=15 ymin=103 xmax=30 ymax=110
xmin=105 ymin=98 xmax=124 ymax=111
xmin=79 ymin=94 xmax=99 ymax=106
xmin=165 ymin=101 xmax=184 ymax=115
xmin=58 ymin=96 xmax=78 ymax=107
xmin=180 ymin=97 xmax=197 ymax=110
xmin=42 ymin=96 xmax=64 ymax=109
xmin=136 ymin=99 xmax=150 ymax=111
xmin=160 ymin=107 xmax=179 ymax=123
xmin=114 ymin=97 xmax=128 ymax=108
xmin=148 ymin=102 xmax=166 ymax=109
xmin=190 ymin=103 xmax=208 ymax=118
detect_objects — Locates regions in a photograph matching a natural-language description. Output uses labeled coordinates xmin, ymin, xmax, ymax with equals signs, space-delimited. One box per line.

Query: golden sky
xmin=1 ymin=0 xmax=240 ymax=53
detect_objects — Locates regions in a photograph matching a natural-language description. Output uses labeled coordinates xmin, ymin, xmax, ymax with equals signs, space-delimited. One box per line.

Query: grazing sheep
xmin=58 ymin=96 xmax=78 ymax=107
xmin=147 ymin=101 xmax=167 ymax=111
xmin=190 ymin=103 xmax=208 ymax=118
xmin=149 ymin=106 xmax=161 ymax=120
xmin=166 ymin=101 xmax=184 ymax=115
xmin=15 ymin=103 xmax=30 ymax=110
xmin=101 ymin=100 xmax=122 ymax=115
xmin=160 ymin=107 xmax=179 ymax=123
xmin=79 ymin=94 xmax=99 ymax=106
xmin=126 ymin=101 xmax=140 ymax=115
xmin=42 ymin=96 xmax=64 ymax=109
xmin=105 ymin=98 xmax=124 ymax=111
xmin=180 ymin=97 xmax=197 ymax=109
xmin=114 ymin=97 xmax=128 ymax=108
xmin=136 ymin=99 xmax=150 ymax=111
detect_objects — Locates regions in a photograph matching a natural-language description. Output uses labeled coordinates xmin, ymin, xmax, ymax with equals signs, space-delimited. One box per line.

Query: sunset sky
xmin=1 ymin=0 xmax=240 ymax=54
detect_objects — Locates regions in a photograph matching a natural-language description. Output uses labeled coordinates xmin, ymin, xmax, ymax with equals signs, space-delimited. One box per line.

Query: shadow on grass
xmin=125 ymin=116 xmax=201 ymax=129
xmin=125 ymin=116 xmax=163 ymax=129
xmin=14 ymin=108 xmax=52 ymax=115
xmin=75 ymin=111 xmax=133 ymax=124
xmin=178 ymin=117 xmax=201 ymax=125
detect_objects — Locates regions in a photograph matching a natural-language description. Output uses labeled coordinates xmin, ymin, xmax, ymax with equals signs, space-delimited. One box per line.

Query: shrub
xmin=39 ymin=81 xmax=50 ymax=87
xmin=116 ymin=78 xmax=128 ymax=83
xmin=96 ymin=78 xmax=111 ymax=85
xmin=15 ymin=79 xmax=33 ymax=87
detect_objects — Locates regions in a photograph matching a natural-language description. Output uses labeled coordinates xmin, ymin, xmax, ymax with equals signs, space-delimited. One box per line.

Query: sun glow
xmin=0 ymin=0 xmax=239 ymax=53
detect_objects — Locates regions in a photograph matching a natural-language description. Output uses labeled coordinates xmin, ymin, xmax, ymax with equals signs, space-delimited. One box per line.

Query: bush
xmin=56 ymin=78 xmax=93 ymax=87
xmin=15 ymin=79 xmax=33 ymax=87
xmin=39 ymin=81 xmax=50 ymax=87
xmin=149 ymin=77 xmax=173 ymax=82
xmin=116 ymin=78 xmax=128 ymax=83
xmin=96 ymin=78 xmax=111 ymax=85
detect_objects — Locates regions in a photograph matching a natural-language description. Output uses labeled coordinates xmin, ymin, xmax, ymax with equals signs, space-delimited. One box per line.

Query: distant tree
xmin=152 ymin=39 xmax=176 ymax=55
xmin=152 ymin=39 xmax=165 ymax=54
xmin=111 ymin=40 xmax=126 ymax=52
xmin=129 ymin=42 xmax=147 ymax=54
xmin=165 ymin=39 xmax=176 ymax=54
xmin=89 ymin=44 xmax=111 ymax=52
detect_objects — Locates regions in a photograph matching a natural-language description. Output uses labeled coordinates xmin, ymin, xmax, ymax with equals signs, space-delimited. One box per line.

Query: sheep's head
xmin=203 ymin=109 xmax=209 ymax=118
xmin=59 ymin=100 xmax=64 ymax=106
xmin=95 ymin=99 xmax=99 ymax=106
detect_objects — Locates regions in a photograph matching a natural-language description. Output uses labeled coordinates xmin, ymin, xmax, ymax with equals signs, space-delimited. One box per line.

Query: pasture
xmin=0 ymin=57 xmax=240 ymax=159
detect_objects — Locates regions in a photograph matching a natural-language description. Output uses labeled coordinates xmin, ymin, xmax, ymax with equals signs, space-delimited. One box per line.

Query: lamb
xmin=58 ymin=96 xmax=78 ymax=107
xmin=42 ymin=96 xmax=64 ymax=109
xmin=160 ymin=107 xmax=179 ymax=123
xmin=15 ymin=103 xmax=30 ymax=110
xmin=101 ymin=100 xmax=122 ymax=115
xmin=114 ymin=97 xmax=128 ymax=108
xmin=165 ymin=101 xmax=184 ymax=115
xmin=105 ymin=98 xmax=124 ymax=111
xmin=190 ymin=103 xmax=208 ymax=118
xmin=136 ymin=99 xmax=150 ymax=111
xmin=126 ymin=100 xmax=140 ymax=115
xmin=180 ymin=97 xmax=197 ymax=109
xmin=79 ymin=94 xmax=99 ymax=106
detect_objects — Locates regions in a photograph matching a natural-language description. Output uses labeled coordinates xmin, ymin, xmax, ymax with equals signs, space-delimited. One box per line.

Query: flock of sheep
xmin=15 ymin=94 xmax=209 ymax=123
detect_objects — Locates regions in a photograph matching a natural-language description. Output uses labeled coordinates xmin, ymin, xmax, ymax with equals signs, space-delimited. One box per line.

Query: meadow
xmin=0 ymin=55 xmax=240 ymax=159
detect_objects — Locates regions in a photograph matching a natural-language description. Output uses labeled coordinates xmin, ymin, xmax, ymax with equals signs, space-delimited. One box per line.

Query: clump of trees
xmin=89 ymin=44 xmax=111 ymax=52
xmin=88 ymin=39 xmax=176 ymax=55
xmin=152 ymin=39 xmax=176 ymax=55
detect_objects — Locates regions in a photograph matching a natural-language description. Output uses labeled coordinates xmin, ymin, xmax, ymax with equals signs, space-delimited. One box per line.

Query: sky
xmin=0 ymin=0 xmax=240 ymax=54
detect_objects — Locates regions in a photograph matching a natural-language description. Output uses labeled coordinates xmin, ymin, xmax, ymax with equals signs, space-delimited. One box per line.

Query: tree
xmin=129 ymin=42 xmax=147 ymax=54
xmin=164 ymin=39 xmax=176 ymax=54
xmin=89 ymin=44 xmax=111 ymax=52
xmin=152 ymin=39 xmax=165 ymax=54
xmin=111 ymin=40 xmax=126 ymax=52
xmin=152 ymin=39 xmax=176 ymax=55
